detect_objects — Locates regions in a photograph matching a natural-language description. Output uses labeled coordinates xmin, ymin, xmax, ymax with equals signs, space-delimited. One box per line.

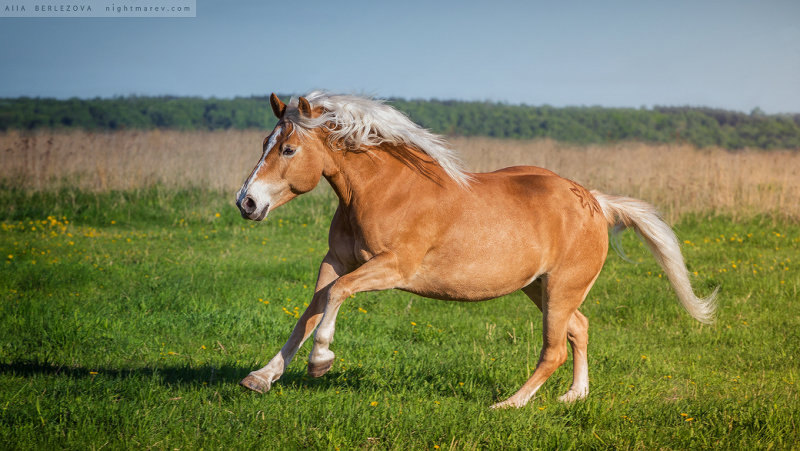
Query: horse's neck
xmin=323 ymin=144 xmax=447 ymax=209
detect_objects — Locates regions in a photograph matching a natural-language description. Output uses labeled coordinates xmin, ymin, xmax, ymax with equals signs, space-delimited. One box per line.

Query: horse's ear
xmin=270 ymin=93 xmax=286 ymax=119
xmin=297 ymin=96 xmax=312 ymax=117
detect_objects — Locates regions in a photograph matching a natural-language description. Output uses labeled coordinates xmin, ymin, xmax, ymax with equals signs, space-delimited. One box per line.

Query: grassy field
xmin=1 ymin=186 xmax=798 ymax=449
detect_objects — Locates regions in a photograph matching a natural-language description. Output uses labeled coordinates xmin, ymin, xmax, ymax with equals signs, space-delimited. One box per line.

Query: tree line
xmin=1 ymin=95 xmax=798 ymax=150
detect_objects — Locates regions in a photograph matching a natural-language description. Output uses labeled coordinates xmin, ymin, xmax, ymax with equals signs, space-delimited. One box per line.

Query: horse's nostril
xmin=242 ymin=195 xmax=257 ymax=215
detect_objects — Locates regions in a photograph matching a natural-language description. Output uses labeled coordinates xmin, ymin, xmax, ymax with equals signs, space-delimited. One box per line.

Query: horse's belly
xmin=400 ymin=249 xmax=542 ymax=302
xmin=396 ymin=196 xmax=569 ymax=301
xmin=401 ymin=271 xmax=537 ymax=301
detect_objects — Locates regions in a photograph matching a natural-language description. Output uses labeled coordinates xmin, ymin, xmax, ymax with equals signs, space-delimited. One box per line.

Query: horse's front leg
xmin=240 ymin=254 xmax=345 ymax=393
xmin=308 ymin=252 xmax=404 ymax=377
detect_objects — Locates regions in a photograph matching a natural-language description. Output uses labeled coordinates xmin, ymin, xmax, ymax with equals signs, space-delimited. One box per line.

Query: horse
xmin=234 ymin=91 xmax=717 ymax=408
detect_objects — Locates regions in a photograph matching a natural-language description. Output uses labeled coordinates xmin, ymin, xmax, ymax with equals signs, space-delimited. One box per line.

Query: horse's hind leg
xmin=492 ymin=273 xmax=595 ymax=408
xmin=560 ymin=310 xmax=589 ymax=402
xmin=518 ymin=279 xmax=590 ymax=403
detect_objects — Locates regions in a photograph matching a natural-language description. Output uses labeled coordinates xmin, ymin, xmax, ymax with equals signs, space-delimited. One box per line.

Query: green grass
xmin=1 ymin=186 xmax=798 ymax=449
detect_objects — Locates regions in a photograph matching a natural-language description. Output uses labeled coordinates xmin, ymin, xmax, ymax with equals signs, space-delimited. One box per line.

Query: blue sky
xmin=1 ymin=0 xmax=798 ymax=112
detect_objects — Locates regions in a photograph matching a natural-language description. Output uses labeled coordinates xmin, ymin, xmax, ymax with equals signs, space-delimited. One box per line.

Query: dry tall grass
xmin=454 ymin=137 xmax=800 ymax=221
xmin=2 ymin=130 xmax=798 ymax=220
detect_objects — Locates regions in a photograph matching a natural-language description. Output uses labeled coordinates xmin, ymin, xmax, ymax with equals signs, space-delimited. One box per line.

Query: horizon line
xmin=1 ymin=93 xmax=797 ymax=116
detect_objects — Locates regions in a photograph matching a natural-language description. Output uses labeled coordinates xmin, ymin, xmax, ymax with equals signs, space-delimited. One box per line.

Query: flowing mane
xmin=285 ymin=91 xmax=472 ymax=187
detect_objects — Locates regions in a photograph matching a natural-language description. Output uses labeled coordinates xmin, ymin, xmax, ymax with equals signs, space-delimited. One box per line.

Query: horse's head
xmin=235 ymin=94 xmax=327 ymax=221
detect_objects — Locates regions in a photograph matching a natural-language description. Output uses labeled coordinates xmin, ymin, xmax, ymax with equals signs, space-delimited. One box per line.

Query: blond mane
xmin=285 ymin=91 xmax=472 ymax=187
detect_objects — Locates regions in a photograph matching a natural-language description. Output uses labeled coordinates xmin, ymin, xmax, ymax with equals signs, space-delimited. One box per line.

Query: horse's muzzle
xmin=237 ymin=195 xmax=269 ymax=221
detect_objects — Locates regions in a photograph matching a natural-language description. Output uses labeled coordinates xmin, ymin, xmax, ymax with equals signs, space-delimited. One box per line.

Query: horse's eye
xmin=282 ymin=146 xmax=296 ymax=156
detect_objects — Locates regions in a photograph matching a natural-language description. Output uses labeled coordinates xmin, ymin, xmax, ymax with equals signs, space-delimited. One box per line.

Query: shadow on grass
xmin=0 ymin=360 xmax=499 ymax=400
xmin=0 ymin=360 xmax=247 ymax=386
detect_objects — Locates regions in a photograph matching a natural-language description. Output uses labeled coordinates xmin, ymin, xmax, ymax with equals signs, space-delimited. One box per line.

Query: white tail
xmin=591 ymin=191 xmax=718 ymax=324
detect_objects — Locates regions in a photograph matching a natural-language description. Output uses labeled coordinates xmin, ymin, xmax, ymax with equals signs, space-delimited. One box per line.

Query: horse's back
xmin=483 ymin=165 xmax=559 ymax=178
xmin=469 ymin=166 xmax=608 ymax=248
xmin=471 ymin=166 xmax=595 ymax=215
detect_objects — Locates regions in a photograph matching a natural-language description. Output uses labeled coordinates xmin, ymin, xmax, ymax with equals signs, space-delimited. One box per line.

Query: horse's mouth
xmin=253 ymin=207 xmax=269 ymax=221
xmin=240 ymin=206 xmax=269 ymax=221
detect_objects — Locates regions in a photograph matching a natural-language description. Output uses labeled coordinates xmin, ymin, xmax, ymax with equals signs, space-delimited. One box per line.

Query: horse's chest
xmin=329 ymin=225 xmax=376 ymax=268
xmin=331 ymin=206 xmax=405 ymax=268
xmin=353 ymin=243 xmax=374 ymax=265
xmin=349 ymin=229 xmax=381 ymax=264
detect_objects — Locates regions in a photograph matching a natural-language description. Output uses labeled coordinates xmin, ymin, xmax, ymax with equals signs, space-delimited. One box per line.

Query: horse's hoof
xmin=307 ymin=359 xmax=333 ymax=378
xmin=239 ymin=373 xmax=271 ymax=393
xmin=558 ymin=388 xmax=588 ymax=403
xmin=490 ymin=400 xmax=512 ymax=409
xmin=490 ymin=397 xmax=526 ymax=409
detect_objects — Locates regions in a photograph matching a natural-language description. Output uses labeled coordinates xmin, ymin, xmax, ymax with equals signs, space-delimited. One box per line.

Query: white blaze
xmin=236 ymin=126 xmax=282 ymax=208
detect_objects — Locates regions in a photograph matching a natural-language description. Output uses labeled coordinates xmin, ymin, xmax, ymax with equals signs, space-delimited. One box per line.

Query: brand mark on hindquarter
xmin=569 ymin=182 xmax=601 ymax=217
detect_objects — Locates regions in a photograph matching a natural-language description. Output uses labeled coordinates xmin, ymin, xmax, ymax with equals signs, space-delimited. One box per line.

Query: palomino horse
xmin=235 ymin=92 xmax=717 ymax=408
